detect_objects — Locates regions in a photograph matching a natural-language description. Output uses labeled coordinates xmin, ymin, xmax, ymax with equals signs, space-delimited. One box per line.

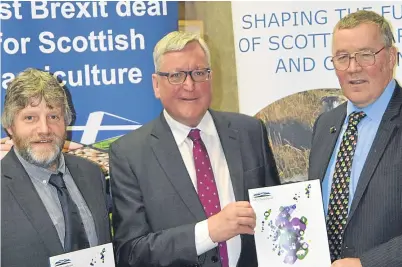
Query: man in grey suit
xmin=109 ymin=31 xmax=280 ymax=267
xmin=1 ymin=68 xmax=111 ymax=267
xmin=309 ymin=11 xmax=401 ymax=267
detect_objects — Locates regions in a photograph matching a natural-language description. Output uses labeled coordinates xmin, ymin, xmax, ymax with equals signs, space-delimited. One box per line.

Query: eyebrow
xmin=335 ymin=47 xmax=376 ymax=55
xmin=168 ymin=66 xmax=208 ymax=72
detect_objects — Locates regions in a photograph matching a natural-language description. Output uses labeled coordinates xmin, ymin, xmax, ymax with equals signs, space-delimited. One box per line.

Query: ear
xmin=6 ymin=127 xmax=13 ymax=136
xmin=152 ymin=73 xmax=161 ymax=99
xmin=388 ymin=46 xmax=398 ymax=68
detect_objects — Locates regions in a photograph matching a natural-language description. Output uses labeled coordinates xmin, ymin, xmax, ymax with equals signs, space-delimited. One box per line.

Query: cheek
xmin=335 ymin=71 xmax=347 ymax=84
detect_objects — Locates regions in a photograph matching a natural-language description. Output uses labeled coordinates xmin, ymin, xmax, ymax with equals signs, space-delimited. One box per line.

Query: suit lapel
xmin=150 ymin=114 xmax=206 ymax=222
xmin=210 ymin=111 xmax=245 ymax=201
xmin=65 ymin=155 xmax=107 ymax=244
xmin=347 ymin=83 xmax=402 ymax=223
xmin=311 ymin=105 xmax=346 ymax=182
xmin=3 ymin=149 xmax=64 ymax=255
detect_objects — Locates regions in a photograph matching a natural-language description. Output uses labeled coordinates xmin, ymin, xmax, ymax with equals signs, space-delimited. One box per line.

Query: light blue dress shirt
xmin=322 ymin=79 xmax=396 ymax=215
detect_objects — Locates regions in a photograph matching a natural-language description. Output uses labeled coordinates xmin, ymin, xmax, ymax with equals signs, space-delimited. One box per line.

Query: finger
xmin=236 ymin=225 xmax=255 ymax=235
xmin=234 ymin=201 xmax=252 ymax=208
xmin=237 ymin=217 xmax=256 ymax=228
xmin=235 ymin=207 xmax=256 ymax=218
xmin=0 ymin=144 xmax=13 ymax=151
xmin=5 ymin=139 xmax=14 ymax=145
xmin=1 ymin=137 xmax=10 ymax=143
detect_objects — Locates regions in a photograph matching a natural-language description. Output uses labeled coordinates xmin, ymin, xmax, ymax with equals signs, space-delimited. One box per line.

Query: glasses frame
xmin=331 ymin=46 xmax=386 ymax=71
xmin=156 ymin=68 xmax=211 ymax=85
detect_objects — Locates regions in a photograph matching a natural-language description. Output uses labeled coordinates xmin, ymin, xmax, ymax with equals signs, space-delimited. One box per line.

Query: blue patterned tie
xmin=326 ymin=111 xmax=366 ymax=261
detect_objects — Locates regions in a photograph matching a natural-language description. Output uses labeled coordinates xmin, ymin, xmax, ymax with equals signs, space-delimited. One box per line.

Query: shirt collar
xmin=163 ymin=109 xmax=216 ymax=146
xmin=346 ymin=79 xmax=396 ymax=122
xmin=14 ymin=147 xmax=66 ymax=182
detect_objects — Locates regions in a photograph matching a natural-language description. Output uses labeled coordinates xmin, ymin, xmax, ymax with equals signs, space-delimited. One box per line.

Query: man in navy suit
xmin=309 ymin=11 xmax=401 ymax=267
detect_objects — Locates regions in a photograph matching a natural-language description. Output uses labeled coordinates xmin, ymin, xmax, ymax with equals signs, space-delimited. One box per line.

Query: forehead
xmin=18 ymin=98 xmax=62 ymax=114
xmin=332 ymin=23 xmax=382 ymax=52
xmin=159 ymin=41 xmax=208 ymax=70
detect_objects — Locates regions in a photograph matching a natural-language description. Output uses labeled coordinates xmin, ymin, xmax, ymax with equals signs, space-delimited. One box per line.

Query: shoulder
xmin=314 ymin=102 xmax=346 ymax=127
xmin=63 ymin=152 xmax=103 ymax=173
xmin=211 ymin=110 xmax=263 ymax=129
xmin=110 ymin=116 xmax=159 ymax=153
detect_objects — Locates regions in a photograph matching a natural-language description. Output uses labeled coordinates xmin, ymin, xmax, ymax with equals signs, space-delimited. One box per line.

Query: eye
xmin=336 ymin=54 xmax=349 ymax=61
xmin=193 ymin=70 xmax=206 ymax=76
xmin=24 ymin=115 xmax=34 ymax=121
xmin=169 ymin=72 xmax=182 ymax=78
xmin=48 ymin=115 xmax=60 ymax=121
xmin=359 ymin=52 xmax=373 ymax=60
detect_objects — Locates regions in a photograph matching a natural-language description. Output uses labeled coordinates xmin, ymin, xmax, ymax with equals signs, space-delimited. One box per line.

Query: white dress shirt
xmin=164 ymin=110 xmax=241 ymax=267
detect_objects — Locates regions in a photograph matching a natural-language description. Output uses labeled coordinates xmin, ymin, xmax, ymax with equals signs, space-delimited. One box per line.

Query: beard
xmin=13 ymin=132 xmax=66 ymax=170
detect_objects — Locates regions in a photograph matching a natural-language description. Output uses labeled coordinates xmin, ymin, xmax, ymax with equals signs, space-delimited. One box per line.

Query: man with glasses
xmin=308 ymin=10 xmax=401 ymax=267
xmin=109 ymin=31 xmax=280 ymax=267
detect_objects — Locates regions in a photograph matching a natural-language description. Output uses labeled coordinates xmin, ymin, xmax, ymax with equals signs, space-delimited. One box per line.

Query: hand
xmin=1 ymin=137 xmax=13 ymax=159
xmin=207 ymin=201 xmax=256 ymax=243
xmin=331 ymin=258 xmax=362 ymax=267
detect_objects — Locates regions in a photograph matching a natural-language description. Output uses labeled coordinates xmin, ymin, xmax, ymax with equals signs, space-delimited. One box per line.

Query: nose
xmin=347 ymin=56 xmax=362 ymax=73
xmin=182 ymin=73 xmax=195 ymax=91
xmin=37 ymin=116 xmax=50 ymax=134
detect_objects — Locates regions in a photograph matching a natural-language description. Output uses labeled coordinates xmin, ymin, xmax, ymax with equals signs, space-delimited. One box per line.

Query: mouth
xmin=180 ymin=97 xmax=198 ymax=101
xmin=349 ymin=79 xmax=367 ymax=85
xmin=32 ymin=140 xmax=53 ymax=145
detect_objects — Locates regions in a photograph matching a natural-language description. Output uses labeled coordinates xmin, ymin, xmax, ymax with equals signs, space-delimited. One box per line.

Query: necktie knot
xmin=49 ymin=172 xmax=66 ymax=190
xmin=348 ymin=111 xmax=366 ymax=126
xmin=188 ymin=128 xmax=201 ymax=142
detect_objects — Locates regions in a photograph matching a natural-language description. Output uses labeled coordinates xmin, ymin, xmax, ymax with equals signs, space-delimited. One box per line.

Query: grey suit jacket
xmin=109 ymin=110 xmax=280 ymax=267
xmin=309 ymin=82 xmax=402 ymax=267
xmin=1 ymin=149 xmax=111 ymax=267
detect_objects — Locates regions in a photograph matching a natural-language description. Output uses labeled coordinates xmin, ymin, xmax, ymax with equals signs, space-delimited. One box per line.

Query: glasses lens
xmin=168 ymin=72 xmax=186 ymax=84
xmin=333 ymin=55 xmax=350 ymax=71
xmin=191 ymin=69 xmax=210 ymax=82
xmin=356 ymin=53 xmax=375 ymax=67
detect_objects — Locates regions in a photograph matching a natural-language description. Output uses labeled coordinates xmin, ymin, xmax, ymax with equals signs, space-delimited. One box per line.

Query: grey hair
xmin=1 ymin=68 xmax=72 ymax=129
xmin=153 ymin=31 xmax=211 ymax=72
xmin=334 ymin=10 xmax=395 ymax=47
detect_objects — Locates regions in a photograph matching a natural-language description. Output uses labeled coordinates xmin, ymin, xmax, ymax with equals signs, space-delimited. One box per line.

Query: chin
xmin=22 ymin=145 xmax=61 ymax=169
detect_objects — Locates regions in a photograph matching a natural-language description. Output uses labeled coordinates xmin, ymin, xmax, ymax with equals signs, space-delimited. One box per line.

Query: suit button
xmin=211 ymin=255 xmax=219 ymax=263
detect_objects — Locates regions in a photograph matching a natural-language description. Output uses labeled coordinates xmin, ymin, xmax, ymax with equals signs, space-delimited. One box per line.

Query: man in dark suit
xmin=1 ymin=68 xmax=111 ymax=267
xmin=109 ymin=31 xmax=280 ymax=267
xmin=309 ymin=11 xmax=401 ymax=267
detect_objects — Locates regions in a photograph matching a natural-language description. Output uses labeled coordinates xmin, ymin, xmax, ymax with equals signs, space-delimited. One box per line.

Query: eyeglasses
xmin=156 ymin=68 xmax=211 ymax=85
xmin=331 ymin=47 xmax=386 ymax=71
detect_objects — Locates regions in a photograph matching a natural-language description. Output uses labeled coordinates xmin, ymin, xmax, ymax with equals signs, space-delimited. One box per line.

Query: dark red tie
xmin=188 ymin=129 xmax=229 ymax=267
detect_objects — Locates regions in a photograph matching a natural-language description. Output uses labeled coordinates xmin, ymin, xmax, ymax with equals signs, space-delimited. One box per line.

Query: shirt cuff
xmin=195 ymin=219 xmax=217 ymax=255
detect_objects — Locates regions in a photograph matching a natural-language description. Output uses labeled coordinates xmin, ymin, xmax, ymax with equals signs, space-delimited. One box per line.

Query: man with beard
xmin=1 ymin=68 xmax=111 ymax=267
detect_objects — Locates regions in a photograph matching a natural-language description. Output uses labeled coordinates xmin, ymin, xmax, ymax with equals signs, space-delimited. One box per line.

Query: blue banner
xmin=1 ymin=1 xmax=178 ymax=149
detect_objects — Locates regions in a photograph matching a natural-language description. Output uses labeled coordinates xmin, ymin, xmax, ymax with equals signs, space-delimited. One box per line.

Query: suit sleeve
xmin=109 ymin=143 xmax=198 ymax=267
xmin=97 ymin=166 xmax=112 ymax=244
xmin=259 ymin=119 xmax=281 ymax=186
xmin=360 ymin=235 xmax=402 ymax=267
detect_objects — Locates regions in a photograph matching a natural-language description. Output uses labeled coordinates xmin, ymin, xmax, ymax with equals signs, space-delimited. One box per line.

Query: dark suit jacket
xmin=309 ymin=82 xmax=402 ymax=267
xmin=109 ymin=110 xmax=280 ymax=267
xmin=1 ymin=149 xmax=111 ymax=267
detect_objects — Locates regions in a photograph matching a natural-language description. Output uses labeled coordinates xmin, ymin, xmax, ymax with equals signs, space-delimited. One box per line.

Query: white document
xmin=49 ymin=243 xmax=115 ymax=267
xmin=249 ymin=180 xmax=331 ymax=267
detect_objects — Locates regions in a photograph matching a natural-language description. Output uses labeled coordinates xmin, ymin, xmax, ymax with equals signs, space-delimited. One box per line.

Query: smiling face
xmin=7 ymin=98 xmax=66 ymax=170
xmin=152 ymin=41 xmax=212 ymax=127
xmin=332 ymin=23 xmax=397 ymax=108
